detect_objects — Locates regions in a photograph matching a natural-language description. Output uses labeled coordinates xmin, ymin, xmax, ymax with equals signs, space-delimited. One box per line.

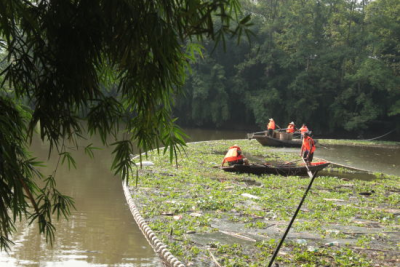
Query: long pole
xmin=267 ymin=159 xmax=317 ymax=267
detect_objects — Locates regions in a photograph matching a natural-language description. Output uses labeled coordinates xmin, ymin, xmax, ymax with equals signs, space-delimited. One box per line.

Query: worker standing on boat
xmin=300 ymin=132 xmax=316 ymax=166
xmin=222 ymin=145 xmax=249 ymax=166
xmin=286 ymin=121 xmax=296 ymax=140
xmin=299 ymin=124 xmax=309 ymax=139
xmin=267 ymin=118 xmax=276 ymax=137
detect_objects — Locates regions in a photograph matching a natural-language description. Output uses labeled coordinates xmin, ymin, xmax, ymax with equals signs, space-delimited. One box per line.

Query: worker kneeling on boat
xmin=300 ymin=132 xmax=316 ymax=166
xmin=222 ymin=145 xmax=249 ymax=166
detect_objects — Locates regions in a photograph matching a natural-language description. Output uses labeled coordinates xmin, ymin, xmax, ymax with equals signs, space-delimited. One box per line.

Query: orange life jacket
xmin=302 ymin=136 xmax=316 ymax=153
xmin=286 ymin=124 xmax=295 ymax=133
xmin=267 ymin=120 xmax=276 ymax=130
xmin=300 ymin=126 xmax=308 ymax=133
xmin=222 ymin=146 xmax=243 ymax=164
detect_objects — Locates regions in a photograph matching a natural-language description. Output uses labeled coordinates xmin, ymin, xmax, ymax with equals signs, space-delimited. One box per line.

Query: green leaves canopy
xmin=0 ymin=0 xmax=250 ymax=251
xmin=174 ymin=0 xmax=400 ymax=134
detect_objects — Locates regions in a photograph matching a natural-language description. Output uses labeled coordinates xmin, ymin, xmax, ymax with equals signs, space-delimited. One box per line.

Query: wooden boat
xmin=247 ymin=131 xmax=317 ymax=148
xmin=221 ymin=161 xmax=330 ymax=176
xmin=250 ymin=134 xmax=302 ymax=147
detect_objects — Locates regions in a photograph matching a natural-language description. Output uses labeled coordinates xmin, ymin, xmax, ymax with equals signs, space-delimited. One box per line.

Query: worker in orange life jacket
xmin=221 ymin=145 xmax=249 ymax=166
xmin=267 ymin=118 xmax=276 ymax=137
xmin=286 ymin=121 xmax=296 ymax=140
xmin=286 ymin=122 xmax=296 ymax=133
xmin=300 ymin=132 xmax=316 ymax=166
xmin=299 ymin=123 xmax=309 ymax=139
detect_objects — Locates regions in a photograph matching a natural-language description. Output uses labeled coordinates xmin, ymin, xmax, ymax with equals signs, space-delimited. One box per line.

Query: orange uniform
xmin=301 ymin=136 xmax=316 ymax=154
xmin=286 ymin=124 xmax=295 ymax=133
xmin=267 ymin=120 xmax=276 ymax=130
xmin=300 ymin=125 xmax=308 ymax=134
xmin=301 ymin=135 xmax=316 ymax=164
xmin=222 ymin=145 xmax=243 ymax=165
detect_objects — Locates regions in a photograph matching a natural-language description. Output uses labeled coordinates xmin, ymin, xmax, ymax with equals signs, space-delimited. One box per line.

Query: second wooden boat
xmin=247 ymin=131 xmax=317 ymax=148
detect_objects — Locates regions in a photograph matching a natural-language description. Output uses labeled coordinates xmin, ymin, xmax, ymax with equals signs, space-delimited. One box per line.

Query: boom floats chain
xmin=122 ymin=180 xmax=186 ymax=267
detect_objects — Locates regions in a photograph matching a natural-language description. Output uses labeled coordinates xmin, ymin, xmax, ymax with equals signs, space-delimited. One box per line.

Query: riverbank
xmin=127 ymin=139 xmax=400 ymax=267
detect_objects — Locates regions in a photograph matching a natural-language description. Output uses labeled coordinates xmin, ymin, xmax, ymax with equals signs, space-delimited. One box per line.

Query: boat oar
xmin=267 ymin=159 xmax=318 ymax=267
xmin=303 ymin=158 xmax=314 ymax=179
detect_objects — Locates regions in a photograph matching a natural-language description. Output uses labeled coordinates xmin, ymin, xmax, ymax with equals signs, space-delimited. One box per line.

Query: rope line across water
xmin=122 ymin=180 xmax=186 ymax=267
xmin=361 ymin=128 xmax=397 ymax=141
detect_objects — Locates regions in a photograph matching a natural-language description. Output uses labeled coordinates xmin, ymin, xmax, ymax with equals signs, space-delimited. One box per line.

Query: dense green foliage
xmin=0 ymin=0 xmax=251 ymax=251
xmin=175 ymin=0 xmax=400 ymax=135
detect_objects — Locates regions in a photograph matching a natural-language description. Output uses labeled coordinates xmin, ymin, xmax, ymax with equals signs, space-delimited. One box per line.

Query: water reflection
xmin=0 ymin=135 xmax=163 ymax=267
xmin=316 ymin=144 xmax=400 ymax=177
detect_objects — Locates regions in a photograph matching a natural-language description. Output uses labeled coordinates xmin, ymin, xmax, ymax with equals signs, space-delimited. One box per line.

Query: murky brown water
xmin=277 ymin=143 xmax=400 ymax=177
xmin=1 ymin=128 xmax=399 ymax=266
xmin=317 ymin=144 xmax=400 ymax=176
xmin=0 ymin=134 xmax=163 ymax=267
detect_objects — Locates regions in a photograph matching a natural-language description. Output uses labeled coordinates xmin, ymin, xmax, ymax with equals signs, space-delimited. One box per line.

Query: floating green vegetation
xmin=128 ymin=139 xmax=400 ymax=267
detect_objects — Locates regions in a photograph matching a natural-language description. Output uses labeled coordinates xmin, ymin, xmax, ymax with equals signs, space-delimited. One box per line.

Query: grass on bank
xmin=128 ymin=139 xmax=400 ymax=267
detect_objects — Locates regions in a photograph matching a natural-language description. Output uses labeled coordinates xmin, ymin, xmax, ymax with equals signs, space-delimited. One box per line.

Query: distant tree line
xmin=174 ymin=0 xmax=400 ymax=137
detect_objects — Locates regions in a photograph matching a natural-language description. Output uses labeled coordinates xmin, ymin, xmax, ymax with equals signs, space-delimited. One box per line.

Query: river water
xmin=1 ymin=128 xmax=399 ymax=266
xmin=0 ymin=134 xmax=162 ymax=267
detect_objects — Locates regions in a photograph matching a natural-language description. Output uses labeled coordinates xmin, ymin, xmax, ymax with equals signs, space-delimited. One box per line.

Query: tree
xmin=175 ymin=0 xmax=399 ymax=134
xmin=176 ymin=56 xmax=230 ymax=127
xmin=0 ymin=0 xmax=251 ymax=251
xmin=365 ymin=0 xmax=400 ymax=121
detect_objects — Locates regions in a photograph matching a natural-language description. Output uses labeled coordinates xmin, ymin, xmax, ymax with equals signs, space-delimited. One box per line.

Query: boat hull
xmin=247 ymin=132 xmax=317 ymax=148
xmin=221 ymin=162 xmax=330 ymax=176
xmin=255 ymin=135 xmax=302 ymax=147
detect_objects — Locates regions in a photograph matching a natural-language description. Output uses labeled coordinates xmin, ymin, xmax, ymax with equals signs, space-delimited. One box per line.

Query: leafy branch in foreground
xmin=0 ymin=97 xmax=75 ymax=251
xmin=0 ymin=0 xmax=251 ymax=250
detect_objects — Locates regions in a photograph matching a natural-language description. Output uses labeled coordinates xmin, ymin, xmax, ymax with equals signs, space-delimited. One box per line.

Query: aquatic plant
xmin=128 ymin=139 xmax=399 ymax=266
